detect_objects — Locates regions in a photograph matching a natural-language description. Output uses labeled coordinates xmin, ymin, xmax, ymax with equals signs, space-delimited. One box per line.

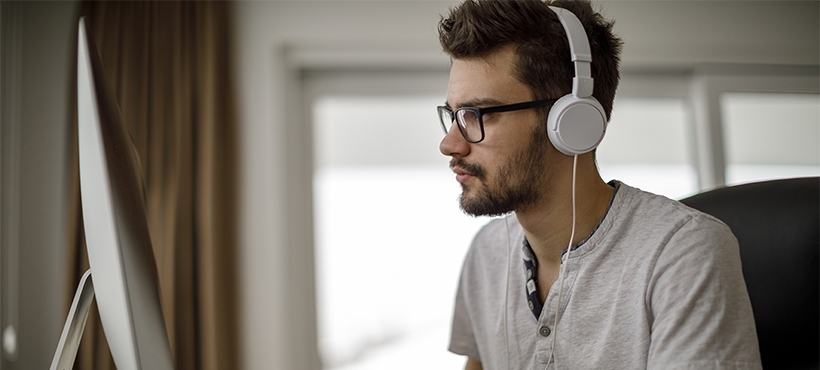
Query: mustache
xmin=450 ymin=157 xmax=486 ymax=179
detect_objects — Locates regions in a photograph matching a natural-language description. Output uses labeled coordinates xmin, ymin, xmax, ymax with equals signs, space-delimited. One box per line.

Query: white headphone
xmin=547 ymin=6 xmax=607 ymax=156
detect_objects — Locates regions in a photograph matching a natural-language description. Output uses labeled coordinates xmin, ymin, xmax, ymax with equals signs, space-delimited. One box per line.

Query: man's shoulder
xmin=616 ymin=182 xmax=732 ymax=235
xmin=611 ymin=182 xmax=739 ymax=270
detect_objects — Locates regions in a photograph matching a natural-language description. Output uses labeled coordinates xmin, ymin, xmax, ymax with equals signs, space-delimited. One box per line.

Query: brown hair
xmin=438 ymin=0 xmax=623 ymax=121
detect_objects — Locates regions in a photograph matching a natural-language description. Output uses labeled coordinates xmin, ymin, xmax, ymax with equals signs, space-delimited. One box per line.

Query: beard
xmin=454 ymin=124 xmax=551 ymax=217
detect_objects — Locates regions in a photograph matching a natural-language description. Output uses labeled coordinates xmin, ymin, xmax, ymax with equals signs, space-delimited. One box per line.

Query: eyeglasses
xmin=437 ymin=99 xmax=558 ymax=143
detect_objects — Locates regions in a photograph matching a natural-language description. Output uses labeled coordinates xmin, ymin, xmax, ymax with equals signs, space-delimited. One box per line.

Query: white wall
xmin=232 ymin=1 xmax=818 ymax=369
xmin=606 ymin=1 xmax=818 ymax=69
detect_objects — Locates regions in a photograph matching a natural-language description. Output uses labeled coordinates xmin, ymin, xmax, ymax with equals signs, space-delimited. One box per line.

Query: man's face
xmin=440 ymin=46 xmax=552 ymax=217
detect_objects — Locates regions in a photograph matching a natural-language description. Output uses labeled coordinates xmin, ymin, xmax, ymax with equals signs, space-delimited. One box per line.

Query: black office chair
xmin=680 ymin=177 xmax=819 ymax=369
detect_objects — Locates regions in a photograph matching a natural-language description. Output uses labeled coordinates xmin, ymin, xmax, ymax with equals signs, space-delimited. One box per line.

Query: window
xmin=313 ymin=95 xmax=487 ymax=370
xmin=722 ymin=92 xmax=820 ymax=185
xmin=597 ymin=97 xmax=697 ymax=199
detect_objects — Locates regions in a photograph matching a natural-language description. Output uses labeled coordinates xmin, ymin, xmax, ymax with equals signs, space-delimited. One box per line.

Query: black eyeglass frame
xmin=437 ymin=99 xmax=558 ymax=143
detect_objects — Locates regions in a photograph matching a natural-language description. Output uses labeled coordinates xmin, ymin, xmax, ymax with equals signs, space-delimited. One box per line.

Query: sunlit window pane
xmin=313 ymin=96 xmax=487 ymax=370
xmin=722 ymin=92 xmax=820 ymax=185
xmin=596 ymin=98 xmax=697 ymax=199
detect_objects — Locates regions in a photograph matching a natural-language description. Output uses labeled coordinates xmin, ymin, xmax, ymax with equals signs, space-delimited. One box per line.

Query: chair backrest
xmin=680 ymin=177 xmax=819 ymax=369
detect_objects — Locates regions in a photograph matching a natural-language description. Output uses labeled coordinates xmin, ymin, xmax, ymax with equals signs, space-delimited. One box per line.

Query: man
xmin=436 ymin=1 xmax=762 ymax=369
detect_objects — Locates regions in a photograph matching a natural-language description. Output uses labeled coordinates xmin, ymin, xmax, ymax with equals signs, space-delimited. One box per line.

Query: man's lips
xmin=452 ymin=167 xmax=475 ymax=183
xmin=450 ymin=158 xmax=483 ymax=184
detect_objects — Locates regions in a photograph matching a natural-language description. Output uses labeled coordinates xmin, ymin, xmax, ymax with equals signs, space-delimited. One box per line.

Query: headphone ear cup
xmin=547 ymin=94 xmax=607 ymax=156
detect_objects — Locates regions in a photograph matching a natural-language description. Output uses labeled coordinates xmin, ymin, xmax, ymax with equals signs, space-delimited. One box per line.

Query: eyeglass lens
xmin=441 ymin=108 xmax=482 ymax=142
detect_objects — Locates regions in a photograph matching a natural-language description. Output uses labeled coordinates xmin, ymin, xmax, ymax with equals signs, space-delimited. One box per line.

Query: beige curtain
xmin=65 ymin=2 xmax=238 ymax=369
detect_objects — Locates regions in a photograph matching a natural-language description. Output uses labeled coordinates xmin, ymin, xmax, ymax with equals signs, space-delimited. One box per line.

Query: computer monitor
xmin=49 ymin=17 xmax=174 ymax=370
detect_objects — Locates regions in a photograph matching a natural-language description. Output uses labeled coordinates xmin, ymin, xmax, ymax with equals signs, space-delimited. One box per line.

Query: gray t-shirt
xmin=449 ymin=181 xmax=762 ymax=370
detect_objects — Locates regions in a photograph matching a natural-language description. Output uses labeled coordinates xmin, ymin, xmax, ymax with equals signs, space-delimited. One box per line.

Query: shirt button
xmin=528 ymin=300 xmax=535 ymax=311
xmin=539 ymin=326 xmax=551 ymax=337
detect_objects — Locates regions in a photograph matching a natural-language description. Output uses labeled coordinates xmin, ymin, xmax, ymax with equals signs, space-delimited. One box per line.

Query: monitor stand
xmin=49 ymin=269 xmax=94 ymax=370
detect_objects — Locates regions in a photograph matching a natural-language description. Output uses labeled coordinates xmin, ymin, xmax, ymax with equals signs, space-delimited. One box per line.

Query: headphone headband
xmin=548 ymin=6 xmax=593 ymax=98
xmin=545 ymin=6 xmax=607 ymax=156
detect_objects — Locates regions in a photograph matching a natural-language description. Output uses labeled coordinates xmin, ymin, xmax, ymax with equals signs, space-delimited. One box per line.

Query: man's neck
xmin=516 ymin=157 xmax=614 ymax=270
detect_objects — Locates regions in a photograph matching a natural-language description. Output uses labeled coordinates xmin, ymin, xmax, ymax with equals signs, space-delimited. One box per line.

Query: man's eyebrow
xmin=447 ymin=98 xmax=507 ymax=110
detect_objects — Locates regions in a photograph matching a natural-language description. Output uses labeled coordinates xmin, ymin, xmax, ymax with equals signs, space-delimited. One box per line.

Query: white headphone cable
xmin=545 ymin=154 xmax=578 ymax=370
xmin=503 ymin=214 xmax=512 ymax=370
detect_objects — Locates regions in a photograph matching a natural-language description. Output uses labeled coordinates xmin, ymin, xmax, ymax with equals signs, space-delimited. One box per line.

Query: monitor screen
xmin=51 ymin=16 xmax=174 ymax=370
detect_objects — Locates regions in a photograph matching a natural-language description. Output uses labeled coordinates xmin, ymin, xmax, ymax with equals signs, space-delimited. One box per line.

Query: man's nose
xmin=439 ymin=121 xmax=471 ymax=158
